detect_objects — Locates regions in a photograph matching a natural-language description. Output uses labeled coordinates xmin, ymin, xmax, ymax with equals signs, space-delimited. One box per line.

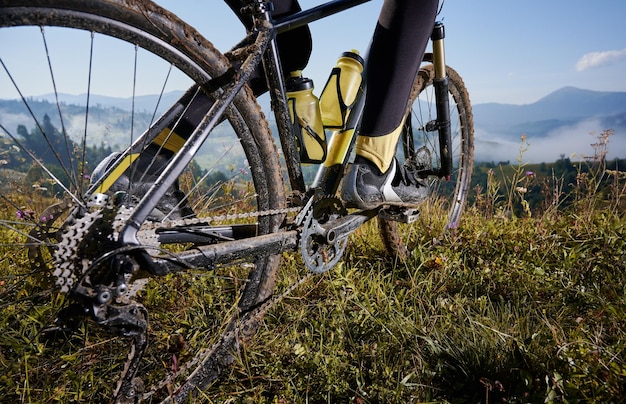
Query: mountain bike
xmin=0 ymin=0 xmax=473 ymax=402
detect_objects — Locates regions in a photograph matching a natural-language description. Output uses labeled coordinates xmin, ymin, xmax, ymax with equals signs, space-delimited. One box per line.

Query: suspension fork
xmin=431 ymin=21 xmax=453 ymax=179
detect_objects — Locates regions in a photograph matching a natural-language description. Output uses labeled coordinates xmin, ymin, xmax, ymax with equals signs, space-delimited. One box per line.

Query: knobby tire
xmin=379 ymin=64 xmax=474 ymax=258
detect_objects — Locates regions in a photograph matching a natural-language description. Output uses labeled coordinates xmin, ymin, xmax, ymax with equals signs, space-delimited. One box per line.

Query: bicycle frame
xmin=83 ymin=0 xmax=453 ymax=275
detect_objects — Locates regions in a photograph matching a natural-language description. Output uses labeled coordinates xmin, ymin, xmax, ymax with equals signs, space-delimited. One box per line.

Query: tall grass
xmin=1 ymin=130 xmax=625 ymax=403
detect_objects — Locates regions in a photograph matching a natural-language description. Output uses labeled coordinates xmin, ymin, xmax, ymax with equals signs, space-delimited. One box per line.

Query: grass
xmin=211 ymin=208 xmax=624 ymax=403
xmin=1 ymin=133 xmax=625 ymax=403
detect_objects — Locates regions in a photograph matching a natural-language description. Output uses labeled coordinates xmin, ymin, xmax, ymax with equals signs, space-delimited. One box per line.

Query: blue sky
xmin=1 ymin=0 xmax=625 ymax=106
xmin=154 ymin=0 xmax=626 ymax=105
xmin=1 ymin=1 xmax=625 ymax=162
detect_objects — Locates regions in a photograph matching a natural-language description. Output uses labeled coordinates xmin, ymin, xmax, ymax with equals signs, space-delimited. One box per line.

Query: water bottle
xmin=285 ymin=71 xmax=326 ymax=164
xmin=319 ymin=50 xmax=365 ymax=128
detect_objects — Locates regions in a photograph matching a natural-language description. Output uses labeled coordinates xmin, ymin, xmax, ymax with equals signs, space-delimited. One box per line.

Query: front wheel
xmin=379 ymin=64 xmax=474 ymax=258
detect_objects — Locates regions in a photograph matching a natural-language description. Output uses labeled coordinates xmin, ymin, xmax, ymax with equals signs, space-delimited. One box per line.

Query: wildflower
xmin=525 ymin=171 xmax=534 ymax=177
xmin=520 ymin=134 xmax=527 ymax=142
xmin=16 ymin=209 xmax=34 ymax=220
xmin=515 ymin=186 xmax=527 ymax=194
xmin=171 ymin=354 xmax=178 ymax=372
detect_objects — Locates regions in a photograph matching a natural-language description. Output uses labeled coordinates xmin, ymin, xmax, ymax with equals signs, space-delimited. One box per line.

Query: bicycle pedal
xmin=379 ymin=207 xmax=420 ymax=224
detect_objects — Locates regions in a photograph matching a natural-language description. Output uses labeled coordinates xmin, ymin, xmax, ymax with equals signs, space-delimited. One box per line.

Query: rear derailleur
xmin=46 ymin=194 xmax=151 ymax=402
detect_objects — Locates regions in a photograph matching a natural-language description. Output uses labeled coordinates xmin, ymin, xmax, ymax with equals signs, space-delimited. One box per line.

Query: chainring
xmin=300 ymin=196 xmax=348 ymax=274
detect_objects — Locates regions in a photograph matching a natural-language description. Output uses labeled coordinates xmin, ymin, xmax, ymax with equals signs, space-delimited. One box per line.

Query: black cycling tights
xmin=361 ymin=0 xmax=438 ymax=137
xmin=226 ymin=0 xmax=439 ymax=137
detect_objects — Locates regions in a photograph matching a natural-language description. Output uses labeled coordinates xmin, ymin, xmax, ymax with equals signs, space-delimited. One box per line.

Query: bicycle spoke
xmin=1 ymin=2 xmax=286 ymax=401
xmin=79 ymin=31 xmax=95 ymax=192
xmin=40 ymin=26 xmax=79 ymax=191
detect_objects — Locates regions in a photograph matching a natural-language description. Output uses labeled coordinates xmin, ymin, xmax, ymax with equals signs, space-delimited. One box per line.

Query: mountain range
xmin=33 ymin=91 xmax=186 ymax=115
xmin=470 ymin=87 xmax=625 ymax=163
xmin=1 ymin=86 xmax=625 ymax=164
xmin=473 ymin=87 xmax=626 ymax=139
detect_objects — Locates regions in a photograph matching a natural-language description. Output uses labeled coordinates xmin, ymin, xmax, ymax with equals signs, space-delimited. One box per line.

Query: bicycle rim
xmin=0 ymin=0 xmax=285 ymax=401
xmin=379 ymin=64 xmax=474 ymax=258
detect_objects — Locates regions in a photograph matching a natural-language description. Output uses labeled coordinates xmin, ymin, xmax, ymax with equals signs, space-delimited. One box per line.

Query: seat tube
xmin=431 ymin=21 xmax=453 ymax=178
xmin=252 ymin=0 xmax=307 ymax=193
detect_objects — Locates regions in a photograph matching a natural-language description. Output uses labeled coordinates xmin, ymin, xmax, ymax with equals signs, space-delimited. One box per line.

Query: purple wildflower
xmin=16 ymin=209 xmax=34 ymax=220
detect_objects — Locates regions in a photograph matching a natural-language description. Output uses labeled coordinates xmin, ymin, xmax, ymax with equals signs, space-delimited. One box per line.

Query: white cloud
xmin=576 ymin=48 xmax=626 ymax=72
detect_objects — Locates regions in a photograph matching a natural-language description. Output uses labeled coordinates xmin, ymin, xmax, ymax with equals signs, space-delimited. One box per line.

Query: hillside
xmin=0 ymin=96 xmax=247 ymax=175
xmin=1 ymin=159 xmax=624 ymax=403
xmin=0 ymin=98 xmax=154 ymax=151
xmin=471 ymin=87 xmax=626 ymax=163
xmin=2 ymin=86 xmax=625 ymax=165
xmin=473 ymin=87 xmax=626 ymax=136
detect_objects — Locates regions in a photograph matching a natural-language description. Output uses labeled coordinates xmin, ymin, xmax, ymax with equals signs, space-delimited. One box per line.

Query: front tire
xmin=379 ymin=64 xmax=474 ymax=258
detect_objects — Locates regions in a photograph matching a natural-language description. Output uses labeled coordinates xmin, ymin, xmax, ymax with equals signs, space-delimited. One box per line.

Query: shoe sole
xmin=343 ymin=198 xmax=426 ymax=210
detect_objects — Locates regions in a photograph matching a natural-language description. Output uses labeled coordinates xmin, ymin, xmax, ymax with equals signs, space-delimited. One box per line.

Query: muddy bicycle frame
xmin=84 ymin=0 xmax=453 ymax=275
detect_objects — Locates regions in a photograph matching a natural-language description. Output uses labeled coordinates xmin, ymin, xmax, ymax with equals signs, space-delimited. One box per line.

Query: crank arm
xmin=317 ymin=208 xmax=379 ymax=244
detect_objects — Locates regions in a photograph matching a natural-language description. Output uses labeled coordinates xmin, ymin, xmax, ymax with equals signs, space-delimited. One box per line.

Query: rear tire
xmin=0 ymin=0 xmax=285 ymax=401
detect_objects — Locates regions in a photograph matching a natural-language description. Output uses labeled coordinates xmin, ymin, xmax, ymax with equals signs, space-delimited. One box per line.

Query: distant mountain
xmin=473 ymin=87 xmax=626 ymax=139
xmin=472 ymin=87 xmax=626 ymax=162
xmin=0 ymin=92 xmax=249 ymax=174
xmin=0 ymin=98 xmax=155 ymax=150
xmin=2 ymin=87 xmax=625 ymax=165
xmin=34 ymin=90 xmax=185 ymax=115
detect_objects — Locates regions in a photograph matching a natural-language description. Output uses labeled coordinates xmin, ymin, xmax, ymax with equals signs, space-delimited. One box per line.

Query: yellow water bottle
xmin=319 ymin=50 xmax=365 ymax=128
xmin=285 ymin=71 xmax=326 ymax=164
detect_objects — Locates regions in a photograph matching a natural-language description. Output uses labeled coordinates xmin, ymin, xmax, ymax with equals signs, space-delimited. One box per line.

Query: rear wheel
xmin=379 ymin=64 xmax=474 ymax=258
xmin=0 ymin=0 xmax=284 ymax=401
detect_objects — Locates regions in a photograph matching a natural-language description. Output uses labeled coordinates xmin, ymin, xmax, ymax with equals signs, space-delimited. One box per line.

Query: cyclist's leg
xmin=342 ymin=0 xmax=439 ymax=209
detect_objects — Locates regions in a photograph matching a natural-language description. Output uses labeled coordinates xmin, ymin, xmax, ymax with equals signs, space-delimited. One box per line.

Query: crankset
xmin=300 ymin=196 xmax=348 ymax=273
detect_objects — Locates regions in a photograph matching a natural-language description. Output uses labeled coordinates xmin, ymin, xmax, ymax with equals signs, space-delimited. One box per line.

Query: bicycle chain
xmin=53 ymin=204 xmax=301 ymax=295
xmin=114 ymin=205 xmax=302 ymax=265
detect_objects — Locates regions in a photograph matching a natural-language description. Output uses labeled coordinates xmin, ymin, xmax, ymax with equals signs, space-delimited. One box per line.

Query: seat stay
xmin=118 ymin=28 xmax=274 ymax=246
